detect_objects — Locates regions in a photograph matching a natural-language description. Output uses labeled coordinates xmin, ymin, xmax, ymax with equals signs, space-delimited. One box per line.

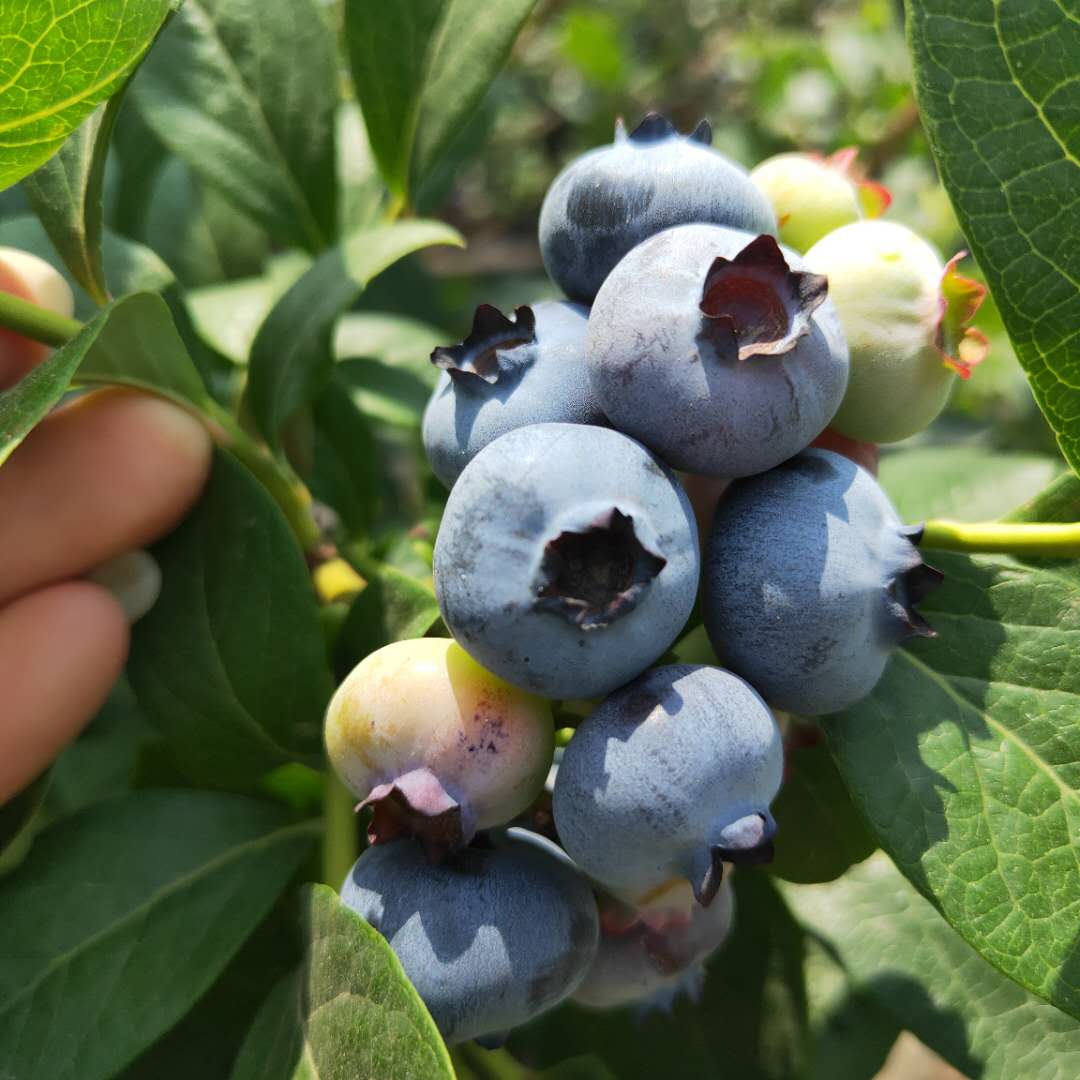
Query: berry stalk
xmin=920 ymin=519 xmax=1080 ymax=558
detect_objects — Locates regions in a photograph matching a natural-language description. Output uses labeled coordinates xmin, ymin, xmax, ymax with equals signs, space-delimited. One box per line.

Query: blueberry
xmin=324 ymin=638 xmax=554 ymax=859
xmin=552 ymin=664 xmax=783 ymax=907
xmin=586 ymin=224 xmax=849 ymax=477
xmin=539 ymin=113 xmax=777 ymax=303
xmin=805 ymin=220 xmax=988 ymax=443
xmin=433 ymin=423 xmax=699 ymax=700
xmin=703 ymin=448 xmax=944 ymax=714
xmin=422 ymin=301 xmax=605 ymax=488
xmin=573 ymin=879 xmax=736 ymax=1011
xmin=340 ymin=830 xmax=600 ymax=1044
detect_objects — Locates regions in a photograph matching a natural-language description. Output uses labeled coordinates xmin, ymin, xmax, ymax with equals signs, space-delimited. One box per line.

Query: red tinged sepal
xmin=935 ymin=252 xmax=990 ymax=379
xmin=822 ymin=146 xmax=892 ymax=218
xmin=430 ymin=303 xmax=536 ymax=385
xmin=358 ymin=766 xmax=472 ymax=862
xmin=699 ymin=235 xmax=828 ymax=361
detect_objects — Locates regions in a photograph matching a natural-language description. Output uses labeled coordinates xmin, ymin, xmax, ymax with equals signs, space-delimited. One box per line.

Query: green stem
xmin=0 ymin=292 xmax=325 ymax=554
xmin=322 ymin=773 xmax=358 ymax=888
xmin=0 ymin=289 xmax=83 ymax=346
xmin=921 ymin=519 xmax=1080 ymax=557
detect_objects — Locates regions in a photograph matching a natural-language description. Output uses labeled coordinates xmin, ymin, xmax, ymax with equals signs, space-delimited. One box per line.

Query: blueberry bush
xmin=0 ymin=1 xmax=1077 ymax=1078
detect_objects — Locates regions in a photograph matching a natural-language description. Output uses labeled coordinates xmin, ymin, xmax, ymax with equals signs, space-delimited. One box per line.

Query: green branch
xmin=0 ymin=289 xmax=83 ymax=347
xmin=921 ymin=519 xmax=1080 ymax=558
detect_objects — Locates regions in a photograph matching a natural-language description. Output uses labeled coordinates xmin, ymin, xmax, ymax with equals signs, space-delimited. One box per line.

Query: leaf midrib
xmin=0 ymin=818 xmax=319 ymax=1020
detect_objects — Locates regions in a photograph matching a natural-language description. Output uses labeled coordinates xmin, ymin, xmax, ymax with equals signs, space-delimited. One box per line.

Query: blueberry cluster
xmin=327 ymin=114 xmax=972 ymax=1046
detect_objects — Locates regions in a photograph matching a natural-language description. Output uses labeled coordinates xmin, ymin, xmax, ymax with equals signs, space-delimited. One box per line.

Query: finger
xmin=0 ymin=389 xmax=212 ymax=606
xmin=0 ymin=248 xmax=75 ymax=389
xmin=0 ymin=581 xmax=129 ymax=802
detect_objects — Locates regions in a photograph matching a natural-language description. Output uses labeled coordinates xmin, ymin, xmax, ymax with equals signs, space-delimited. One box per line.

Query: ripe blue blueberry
xmin=572 ymin=878 xmax=736 ymax=1011
xmin=539 ymin=113 xmax=777 ymax=303
xmin=552 ymin=664 xmax=783 ymax=908
xmin=703 ymin=448 xmax=944 ymax=714
xmin=422 ymin=301 xmax=605 ymax=488
xmin=587 ymin=223 xmax=849 ymax=477
xmin=434 ymin=423 xmax=699 ymax=700
xmin=340 ymin=830 xmax=600 ymax=1045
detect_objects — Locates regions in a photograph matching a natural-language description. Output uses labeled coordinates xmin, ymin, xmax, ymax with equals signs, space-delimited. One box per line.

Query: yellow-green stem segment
xmin=323 ymin=772 xmax=359 ymax=888
xmin=921 ymin=519 xmax=1080 ymax=558
xmin=0 ymin=288 xmax=83 ymax=346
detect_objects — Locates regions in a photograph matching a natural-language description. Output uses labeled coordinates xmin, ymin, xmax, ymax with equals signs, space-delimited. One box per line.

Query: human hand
xmin=0 ymin=250 xmax=212 ymax=802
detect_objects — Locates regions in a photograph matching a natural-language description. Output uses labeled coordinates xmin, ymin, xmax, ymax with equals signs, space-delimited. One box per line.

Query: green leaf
xmin=128 ymin=451 xmax=333 ymax=786
xmin=0 ymin=212 xmax=227 ymax=396
xmin=879 ymin=446 xmax=1063 ymax=522
xmin=140 ymin=157 xmax=270 ymax=288
xmin=822 ymin=539 xmax=1080 ymax=1016
xmin=122 ymin=899 xmax=302 ymax=1080
xmin=310 ymin=377 xmax=381 ymax=536
xmin=344 ymin=0 xmax=538 ymax=198
xmin=130 ymin=0 xmax=339 ymax=250
xmin=245 ymin=220 xmax=462 ymax=451
xmin=22 ymin=95 xmax=125 ymax=305
xmin=237 ymin=884 xmax=454 ymax=1080
xmin=334 ymin=561 xmax=440 ymax=677
xmin=0 ymin=300 xmax=108 ymax=465
xmin=785 ymin=853 xmax=1080 ymax=1080
xmin=75 ymin=291 xmax=213 ymax=408
xmin=0 ymin=791 xmax=318 ymax=1080
xmin=510 ymin=871 xmax=810 ymax=1080
xmin=769 ymin=737 xmax=877 ymax=884
xmin=0 ymin=0 xmax=174 ymax=190
xmin=907 ymin=1 xmax=1080 ymax=474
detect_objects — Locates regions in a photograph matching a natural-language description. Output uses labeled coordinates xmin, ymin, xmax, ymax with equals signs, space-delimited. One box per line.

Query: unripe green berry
xmin=750 ymin=149 xmax=890 ymax=253
xmin=805 ymin=220 xmax=988 ymax=443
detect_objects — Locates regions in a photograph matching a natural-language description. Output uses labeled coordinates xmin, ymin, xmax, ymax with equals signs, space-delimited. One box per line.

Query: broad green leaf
xmin=334 ymin=560 xmax=440 ymax=677
xmin=105 ymin=100 xmax=168 ymax=240
xmin=769 ymin=737 xmax=876 ymax=884
xmin=822 ymin=537 xmax=1080 ymax=1015
xmin=140 ymin=157 xmax=270 ymax=288
xmin=510 ymin=871 xmax=810 ymax=1080
xmin=245 ymin=220 xmax=462 ymax=451
xmin=279 ymin=884 xmax=454 ymax=1080
xmin=229 ymin=972 xmax=306 ymax=1080
xmin=75 ymin=291 xmax=212 ymax=408
xmin=128 ymin=451 xmax=333 ymax=785
xmin=786 ymin=853 xmax=1080 ymax=1079
xmin=0 ymin=0 xmax=173 ymax=190
xmin=22 ymin=96 xmax=125 ymax=305
xmin=123 ymin=900 xmax=301 ymax=1080
xmin=131 ymin=0 xmax=338 ymax=250
xmin=0 ymin=791 xmax=318 ymax=1080
xmin=310 ymin=377 xmax=380 ymax=536
xmin=345 ymin=0 xmax=538 ymax=197
xmin=907 ymin=1 xmax=1080 ymax=474
xmin=879 ymin=446 xmax=1062 ymax=523
xmin=0 ymin=299 xmax=111 ymax=465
